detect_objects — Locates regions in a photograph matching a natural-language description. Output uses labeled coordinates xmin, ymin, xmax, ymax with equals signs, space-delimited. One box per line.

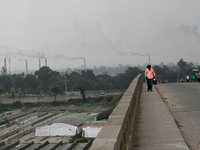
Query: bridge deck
xmin=133 ymin=84 xmax=189 ymax=150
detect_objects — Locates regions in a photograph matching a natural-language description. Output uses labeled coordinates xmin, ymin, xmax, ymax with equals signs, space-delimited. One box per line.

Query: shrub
xmin=96 ymin=108 xmax=114 ymax=120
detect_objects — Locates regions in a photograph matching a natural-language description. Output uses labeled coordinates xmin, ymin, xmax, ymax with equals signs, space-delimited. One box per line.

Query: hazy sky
xmin=1 ymin=0 xmax=200 ymax=72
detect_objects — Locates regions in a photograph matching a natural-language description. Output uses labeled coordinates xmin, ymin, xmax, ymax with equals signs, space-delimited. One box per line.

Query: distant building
xmin=82 ymin=121 xmax=106 ymax=138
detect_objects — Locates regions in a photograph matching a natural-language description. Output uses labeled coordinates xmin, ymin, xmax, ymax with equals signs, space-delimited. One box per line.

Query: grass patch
xmin=53 ymin=113 xmax=92 ymax=121
xmin=40 ymin=136 xmax=51 ymax=141
xmin=3 ymin=94 xmax=122 ymax=111
xmin=96 ymin=107 xmax=114 ymax=120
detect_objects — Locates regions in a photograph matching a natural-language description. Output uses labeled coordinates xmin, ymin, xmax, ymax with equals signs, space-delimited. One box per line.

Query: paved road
xmin=133 ymin=84 xmax=188 ymax=149
xmin=157 ymin=82 xmax=200 ymax=139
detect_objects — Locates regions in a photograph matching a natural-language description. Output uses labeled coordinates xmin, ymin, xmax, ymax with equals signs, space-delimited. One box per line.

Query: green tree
xmin=96 ymin=74 xmax=113 ymax=90
xmin=69 ymin=71 xmax=83 ymax=91
xmin=23 ymin=74 xmax=38 ymax=94
xmin=77 ymin=85 xmax=86 ymax=100
xmin=0 ymin=75 xmax=13 ymax=93
xmin=10 ymin=87 xmax=15 ymax=103
xmin=81 ymin=70 xmax=97 ymax=90
xmin=177 ymin=58 xmax=187 ymax=77
xmin=35 ymin=66 xmax=53 ymax=92
xmin=121 ymin=67 xmax=142 ymax=89
xmin=153 ymin=65 xmax=163 ymax=75
xmin=18 ymin=87 xmax=23 ymax=102
xmin=36 ymin=86 xmax=42 ymax=103
xmin=0 ymin=87 xmax=3 ymax=96
xmin=1 ymin=67 xmax=7 ymax=75
xmin=50 ymin=84 xmax=59 ymax=102
xmin=12 ymin=74 xmax=23 ymax=91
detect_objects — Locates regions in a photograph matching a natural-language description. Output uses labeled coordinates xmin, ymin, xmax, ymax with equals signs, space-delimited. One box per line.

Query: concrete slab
xmin=133 ymin=84 xmax=189 ymax=150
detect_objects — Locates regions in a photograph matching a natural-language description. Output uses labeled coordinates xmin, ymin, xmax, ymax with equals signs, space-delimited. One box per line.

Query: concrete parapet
xmin=0 ymin=124 xmax=7 ymax=131
xmin=31 ymin=113 xmax=58 ymax=126
xmin=1 ymin=140 xmax=19 ymax=150
xmin=83 ymin=140 xmax=93 ymax=150
xmin=33 ymin=140 xmax=49 ymax=150
xmin=67 ymin=141 xmax=78 ymax=150
xmin=90 ymin=74 xmax=143 ymax=150
xmin=49 ymin=140 xmax=63 ymax=150
xmin=38 ymin=112 xmax=48 ymax=118
xmin=16 ymin=112 xmax=38 ymax=124
xmin=8 ymin=112 xmax=30 ymax=122
xmin=18 ymin=141 xmax=34 ymax=150
xmin=0 ymin=141 xmax=5 ymax=148
xmin=7 ymin=127 xmax=35 ymax=142
xmin=0 ymin=128 xmax=22 ymax=140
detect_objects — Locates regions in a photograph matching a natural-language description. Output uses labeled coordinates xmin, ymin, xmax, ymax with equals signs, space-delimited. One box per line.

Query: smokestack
xmin=84 ymin=58 xmax=86 ymax=70
xmin=4 ymin=58 xmax=6 ymax=68
xmin=45 ymin=58 xmax=47 ymax=66
xmin=39 ymin=58 xmax=41 ymax=69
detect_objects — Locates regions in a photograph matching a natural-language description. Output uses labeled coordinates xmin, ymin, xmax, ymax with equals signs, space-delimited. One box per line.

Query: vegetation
xmin=10 ymin=87 xmax=15 ymax=103
xmin=96 ymin=108 xmax=114 ymax=120
xmin=1 ymin=67 xmax=7 ymax=75
xmin=69 ymin=131 xmax=93 ymax=143
xmin=50 ymin=84 xmax=59 ymax=101
xmin=36 ymin=86 xmax=42 ymax=103
xmin=3 ymin=95 xmax=122 ymax=111
xmin=0 ymin=58 xmax=198 ymax=101
xmin=18 ymin=87 xmax=23 ymax=102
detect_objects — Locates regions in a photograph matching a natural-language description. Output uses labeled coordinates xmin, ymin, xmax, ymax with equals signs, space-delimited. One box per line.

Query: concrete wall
xmin=89 ymin=74 xmax=143 ymax=150
xmin=1 ymin=91 xmax=122 ymax=104
xmin=83 ymin=126 xmax=102 ymax=138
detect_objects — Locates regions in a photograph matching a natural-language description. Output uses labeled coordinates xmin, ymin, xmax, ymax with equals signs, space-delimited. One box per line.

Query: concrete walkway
xmin=133 ymin=84 xmax=189 ymax=150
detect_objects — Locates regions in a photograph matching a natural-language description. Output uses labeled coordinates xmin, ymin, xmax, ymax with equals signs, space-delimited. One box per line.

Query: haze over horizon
xmin=1 ymin=0 xmax=200 ymax=72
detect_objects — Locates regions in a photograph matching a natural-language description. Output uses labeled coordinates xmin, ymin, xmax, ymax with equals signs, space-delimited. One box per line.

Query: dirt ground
xmin=156 ymin=86 xmax=200 ymax=150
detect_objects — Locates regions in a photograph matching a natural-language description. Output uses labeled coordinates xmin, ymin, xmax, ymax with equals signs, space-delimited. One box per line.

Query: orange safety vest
xmin=145 ymin=68 xmax=155 ymax=79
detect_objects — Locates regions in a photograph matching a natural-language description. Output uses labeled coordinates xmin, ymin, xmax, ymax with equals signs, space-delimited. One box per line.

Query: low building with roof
xmin=82 ymin=121 xmax=106 ymax=138
xmin=35 ymin=113 xmax=92 ymax=137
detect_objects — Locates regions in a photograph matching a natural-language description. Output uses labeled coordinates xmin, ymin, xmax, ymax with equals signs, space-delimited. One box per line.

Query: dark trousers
xmin=147 ymin=79 xmax=153 ymax=91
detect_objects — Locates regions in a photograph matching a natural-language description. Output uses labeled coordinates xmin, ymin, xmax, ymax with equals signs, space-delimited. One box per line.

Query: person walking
xmin=145 ymin=65 xmax=156 ymax=92
xmin=186 ymin=75 xmax=189 ymax=82
xmin=181 ymin=77 xmax=184 ymax=82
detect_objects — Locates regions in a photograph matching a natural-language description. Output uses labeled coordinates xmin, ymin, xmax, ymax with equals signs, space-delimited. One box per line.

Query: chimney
xmin=4 ymin=58 xmax=6 ymax=68
xmin=45 ymin=58 xmax=47 ymax=66
xmin=84 ymin=58 xmax=86 ymax=70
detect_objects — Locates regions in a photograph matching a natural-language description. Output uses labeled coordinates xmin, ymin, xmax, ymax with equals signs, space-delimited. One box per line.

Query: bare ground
xmin=156 ymin=86 xmax=200 ymax=150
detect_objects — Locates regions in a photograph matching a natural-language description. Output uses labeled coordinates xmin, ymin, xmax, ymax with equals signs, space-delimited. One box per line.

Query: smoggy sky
xmin=0 ymin=0 xmax=200 ymax=72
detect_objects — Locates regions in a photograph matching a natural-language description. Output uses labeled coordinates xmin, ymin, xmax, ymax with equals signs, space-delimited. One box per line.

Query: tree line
xmin=153 ymin=58 xmax=200 ymax=82
xmin=0 ymin=65 xmax=141 ymax=99
xmin=0 ymin=58 xmax=199 ymax=99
